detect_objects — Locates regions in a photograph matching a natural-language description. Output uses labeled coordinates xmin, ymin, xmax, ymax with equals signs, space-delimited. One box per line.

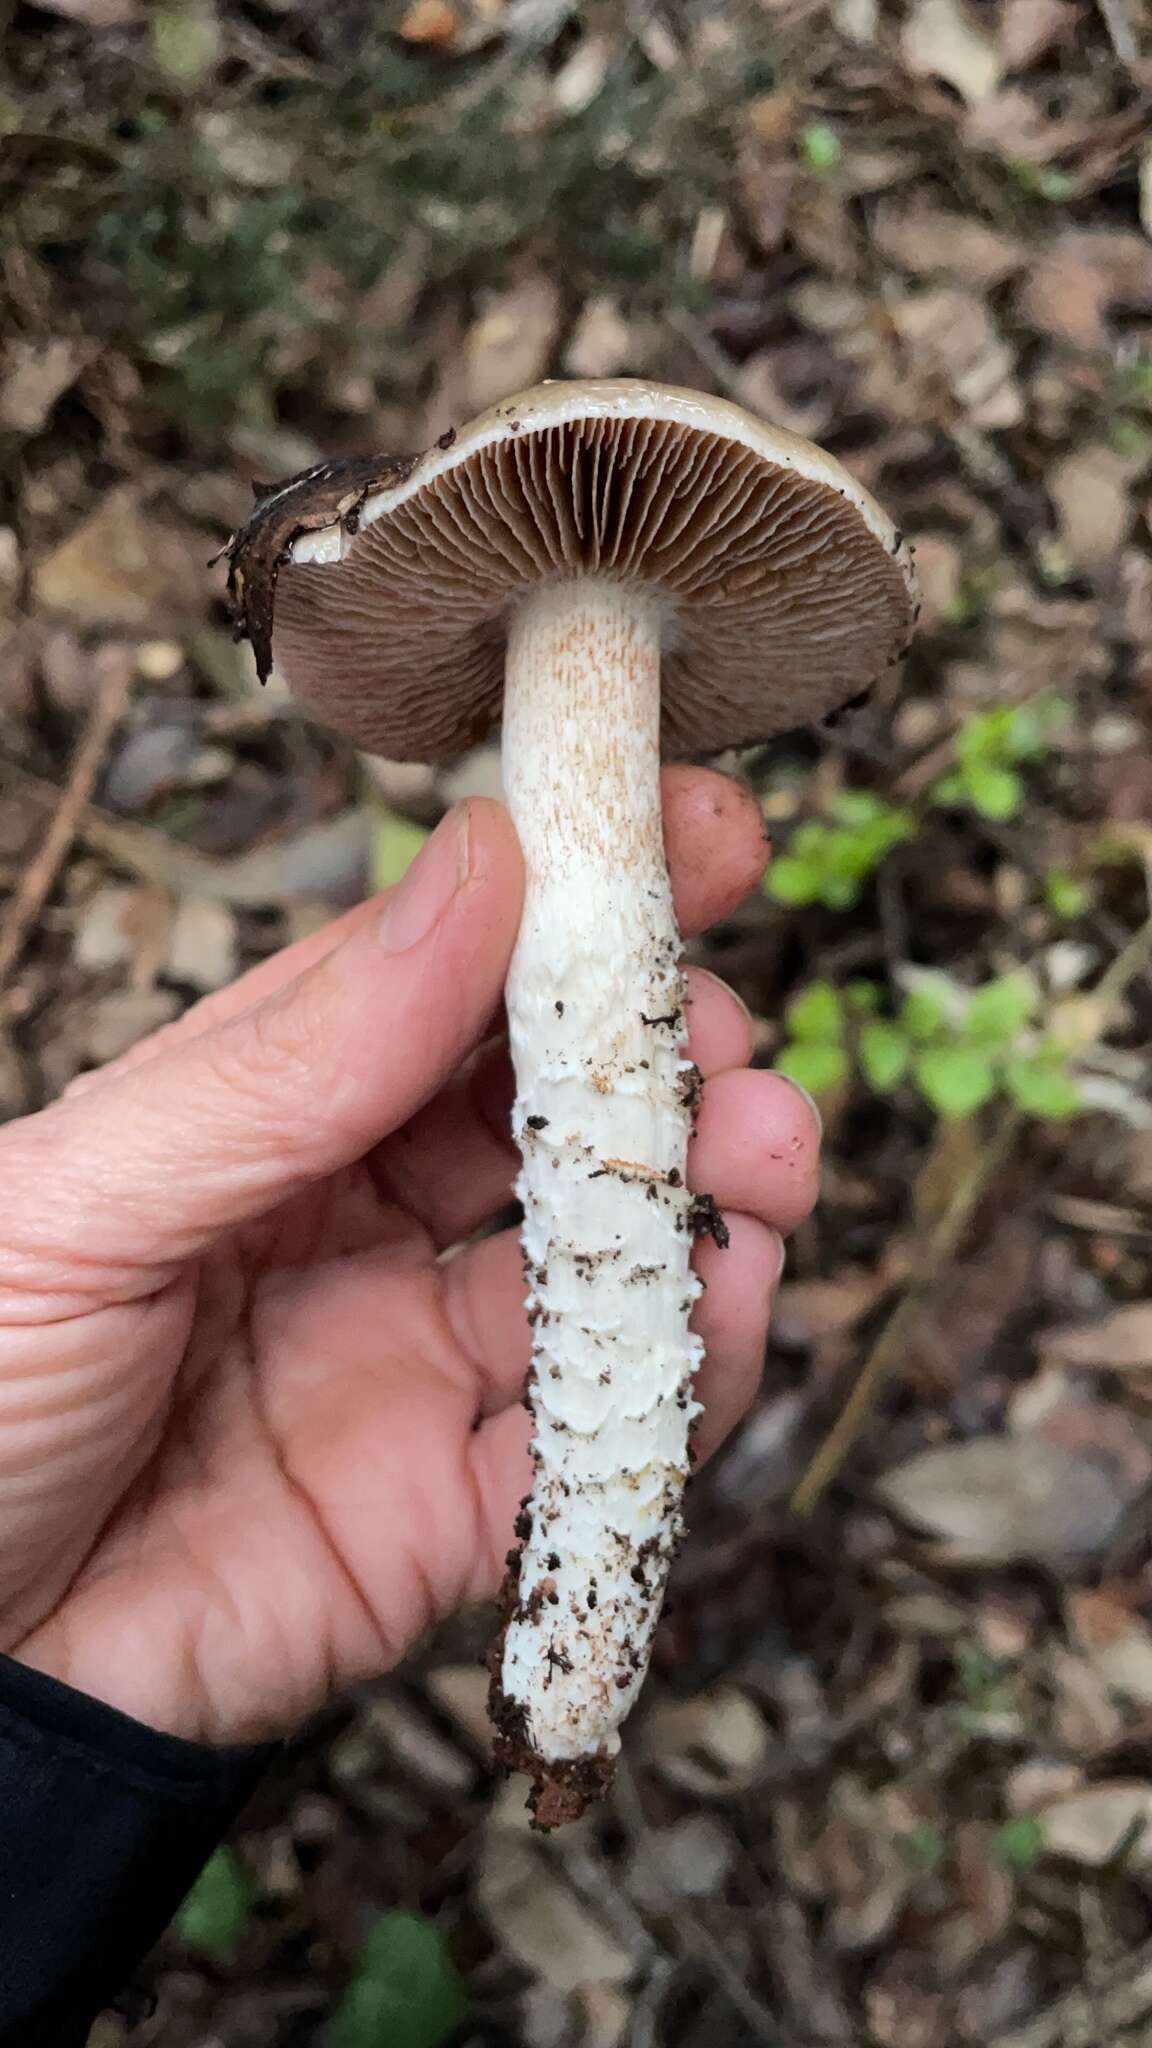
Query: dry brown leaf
xmin=29 ymin=0 xmax=137 ymax=20
xmin=901 ymin=0 xmax=1003 ymax=101
xmin=893 ymin=290 xmax=1022 ymax=428
xmin=479 ymin=1795 xmax=634 ymax=1992
xmin=464 ymin=277 xmax=561 ymax=411
xmin=872 ymin=201 xmax=1023 ymax=287
xmin=642 ymin=1684 xmax=770 ymax=1796
xmin=398 ymin=0 xmax=459 ymax=42
xmin=1040 ymin=1303 xmax=1152 ymax=1373
xmin=1034 ymin=1782 xmax=1152 ymax=1868
xmin=562 ymin=297 xmax=635 ymax=379
xmin=0 ymin=339 xmax=90 ymax=436
xmin=1048 ymin=444 xmax=1135 ymax=574
xmin=164 ymin=898 xmax=237 ymax=992
xmin=33 ymin=488 xmax=211 ymax=629
xmin=877 ymin=1436 xmax=1122 ymax=1565
xmin=1068 ymin=1589 xmax=1152 ymax=1707
xmin=999 ymin=0 xmax=1078 ymax=66
xmin=1020 ymin=230 xmax=1152 ymax=350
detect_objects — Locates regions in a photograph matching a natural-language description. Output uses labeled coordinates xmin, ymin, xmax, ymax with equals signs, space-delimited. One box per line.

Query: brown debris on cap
xmin=223 ymin=380 xmax=916 ymax=758
xmin=216 ymin=450 xmax=418 ymax=686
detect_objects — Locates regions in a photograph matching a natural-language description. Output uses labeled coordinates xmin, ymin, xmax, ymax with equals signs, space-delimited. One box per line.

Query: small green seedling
xmin=991 ymin=1816 xmax=1045 ymax=1870
xmin=800 ymin=122 xmax=842 ymax=170
xmin=776 ymin=970 xmax=1082 ymax=1119
xmin=325 ymin=1912 xmax=468 ymax=2048
xmin=177 ymin=1846 xmax=256 ymax=1963
xmin=766 ymin=792 xmax=916 ymax=910
xmin=932 ymin=698 xmax=1068 ymax=822
xmin=372 ymin=807 xmax=429 ymax=891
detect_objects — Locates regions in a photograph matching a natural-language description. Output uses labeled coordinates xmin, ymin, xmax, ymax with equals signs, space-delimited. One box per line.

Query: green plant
xmin=372 ymin=808 xmax=429 ymax=891
xmin=776 ymin=971 xmax=1082 ymax=1118
xmin=800 ymin=122 xmax=842 ymax=170
xmin=326 ymin=1913 xmax=468 ymax=2048
xmin=767 ymin=792 xmax=917 ymax=910
xmin=932 ymin=699 xmax=1068 ymax=822
xmin=991 ymin=1815 xmax=1045 ymax=1869
xmin=177 ymin=1847 xmax=256 ymax=1962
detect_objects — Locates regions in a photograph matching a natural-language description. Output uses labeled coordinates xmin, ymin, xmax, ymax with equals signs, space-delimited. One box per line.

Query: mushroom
xmin=221 ymin=379 xmax=916 ymax=1825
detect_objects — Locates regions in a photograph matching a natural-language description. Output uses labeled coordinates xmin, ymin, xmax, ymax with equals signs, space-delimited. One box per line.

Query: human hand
xmin=0 ymin=772 xmax=819 ymax=1746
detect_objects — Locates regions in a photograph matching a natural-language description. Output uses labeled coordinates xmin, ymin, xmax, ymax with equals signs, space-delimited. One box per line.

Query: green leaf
xmin=897 ymin=1824 xmax=947 ymax=1873
xmin=785 ymin=981 xmax=843 ymax=1042
xmin=800 ymin=122 xmax=841 ymax=170
xmin=914 ymin=1046 xmax=998 ymax=1118
xmin=964 ymin=761 xmax=1023 ymax=820
xmin=776 ymin=1041 xmax=849 ymax=1096
xmin=178 ymin=1848 xmax=256 ymax=1962
xmin=900 ymin=981 xmax=953 ymax=1043
xmin=1045 ymin=869 xmax=1090 ymax=919
xmin=766 ymin=857 xmax=819 ymax=906
xmin=845 ymin=979 xmax=882 ymax=1014
xmin=373 ymin=810 xmax=429 ymax=892
xmin=1003 ymin=1057 xmax=1082 ymax=1119
xmin=931 ymin=772 xmax=967 ymax=807
xmin=965 ymin=973 xmax=1036 ymax=1046
xmin=991 ymin=1816 xmax=1045 ymax=1869
xmin=860 ymin=1021 xmax=909 ymax=1093
xmin=833 ymin=791 xmax=887 ymax=828
xmin=819 ymin=874 xmax=863 ymax=910
xmin=326 ymin=1913 xmax=468 ymax=2048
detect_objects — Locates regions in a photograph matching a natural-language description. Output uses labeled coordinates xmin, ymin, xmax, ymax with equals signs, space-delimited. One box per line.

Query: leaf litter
xmin=3 ymin=0 xmax=1152 ymax=2040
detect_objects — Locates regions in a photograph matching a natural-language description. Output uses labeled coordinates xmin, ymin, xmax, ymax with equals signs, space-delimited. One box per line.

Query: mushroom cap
xmin=272 ymin=379 xmax=916 ymax=760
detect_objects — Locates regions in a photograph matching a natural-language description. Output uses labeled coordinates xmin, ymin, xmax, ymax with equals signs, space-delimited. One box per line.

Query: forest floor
xmin=4 ymin=1 xmax=1152 ymax=2043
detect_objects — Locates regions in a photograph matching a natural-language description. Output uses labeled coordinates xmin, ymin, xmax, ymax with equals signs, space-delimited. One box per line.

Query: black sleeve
xmin=0 ymin=1654 xmax=278 ymax=2046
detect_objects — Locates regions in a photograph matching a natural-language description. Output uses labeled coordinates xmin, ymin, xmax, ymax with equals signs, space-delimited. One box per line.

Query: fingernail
xmin=767 ymin=1227 xmax=787 ymax=1286
xmin=778 ymin=1073 xmax=823 ymax=1139
xmin=378 ymin=807 xmax=472 ymax=954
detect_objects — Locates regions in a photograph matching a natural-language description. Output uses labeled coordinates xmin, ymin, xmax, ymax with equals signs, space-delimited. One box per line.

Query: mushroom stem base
xmin=493 ymin=577 xmax=703 ymax=1820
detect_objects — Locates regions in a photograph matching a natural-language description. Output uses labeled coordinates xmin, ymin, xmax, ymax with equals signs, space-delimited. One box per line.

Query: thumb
xmin=11 ymin=801 xmax=523 ymax=1283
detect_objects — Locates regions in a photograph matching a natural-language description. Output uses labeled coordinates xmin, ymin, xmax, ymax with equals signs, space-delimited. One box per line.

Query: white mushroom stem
xmin=498 ymin=577 xmax=704 ymax=1791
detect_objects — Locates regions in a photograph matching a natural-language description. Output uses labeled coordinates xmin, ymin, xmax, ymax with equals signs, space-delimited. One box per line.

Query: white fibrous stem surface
xmin=498 ymin=577 xmax=703 ymax=1776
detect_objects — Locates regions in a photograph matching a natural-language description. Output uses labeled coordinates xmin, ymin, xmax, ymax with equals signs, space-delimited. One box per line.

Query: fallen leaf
xmin=642 ymin=1684 xmax=770 ymax=1796
xmin=563 ymin=297 xmax=635 ymax=379
xmin=1034 ymin=1783 xmax=1152 ymax=1868
xmin=399 ymin=0 xmax=459 ymax=44
xmin=1019 ymin=230 xmax=1152 ymax=350
xmin=33 ymin=487 xmax=212 ymax=630
xmin=999 ymin=0 xmax=1078 ymax=68
xmin=28 ymin=0 xmax=137 ymax=19
xmin=872 ymin=201 xmax=1022 ymax=287
xmin=901 ymin=0 xmax=1002 ymax=102
xmin=626 ymin=1814 xmax=735 ymax=1905
xmin=895 ymin=289 xmax=1023 ymax=428
xmin=1040 ymin=1303 xmax=1152 ymax=1373
xmin=0 ymin=339 xmax=90 ymax=436
xmin=877 ymin=1436 xmax=1122 ymax=1565
xmin=1068 ymin=1589 xmax=1152 ymax=1708
xmin=479 ymin=1798 xmax=633 ymax=1992
xmin=164 ymin=898 xmax=237 ymax=992
xmin=1048 ymin=445 xmax=1135 ymax=575
xmin=464 ymin=278 xmax=561 ymax=411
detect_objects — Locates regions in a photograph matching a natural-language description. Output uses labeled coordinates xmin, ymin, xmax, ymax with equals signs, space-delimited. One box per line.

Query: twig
xmin=613 ymin=1761 xmax=786 ymax=2044
xmin=0 ymin=756 xmax=371 ymax=907
xmin=790 ymin=1109 xmax=1023 ymax=1516
xmin=990 ymin=1931 xmax=1152 ymax=2047
xmin=0 ymin=648 xmax=131 ymax=992
xmin=1094 ymin=0 xmax=1139 ymax=71
xmin=790 ymin=904 xmax=1152 ymax=1517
